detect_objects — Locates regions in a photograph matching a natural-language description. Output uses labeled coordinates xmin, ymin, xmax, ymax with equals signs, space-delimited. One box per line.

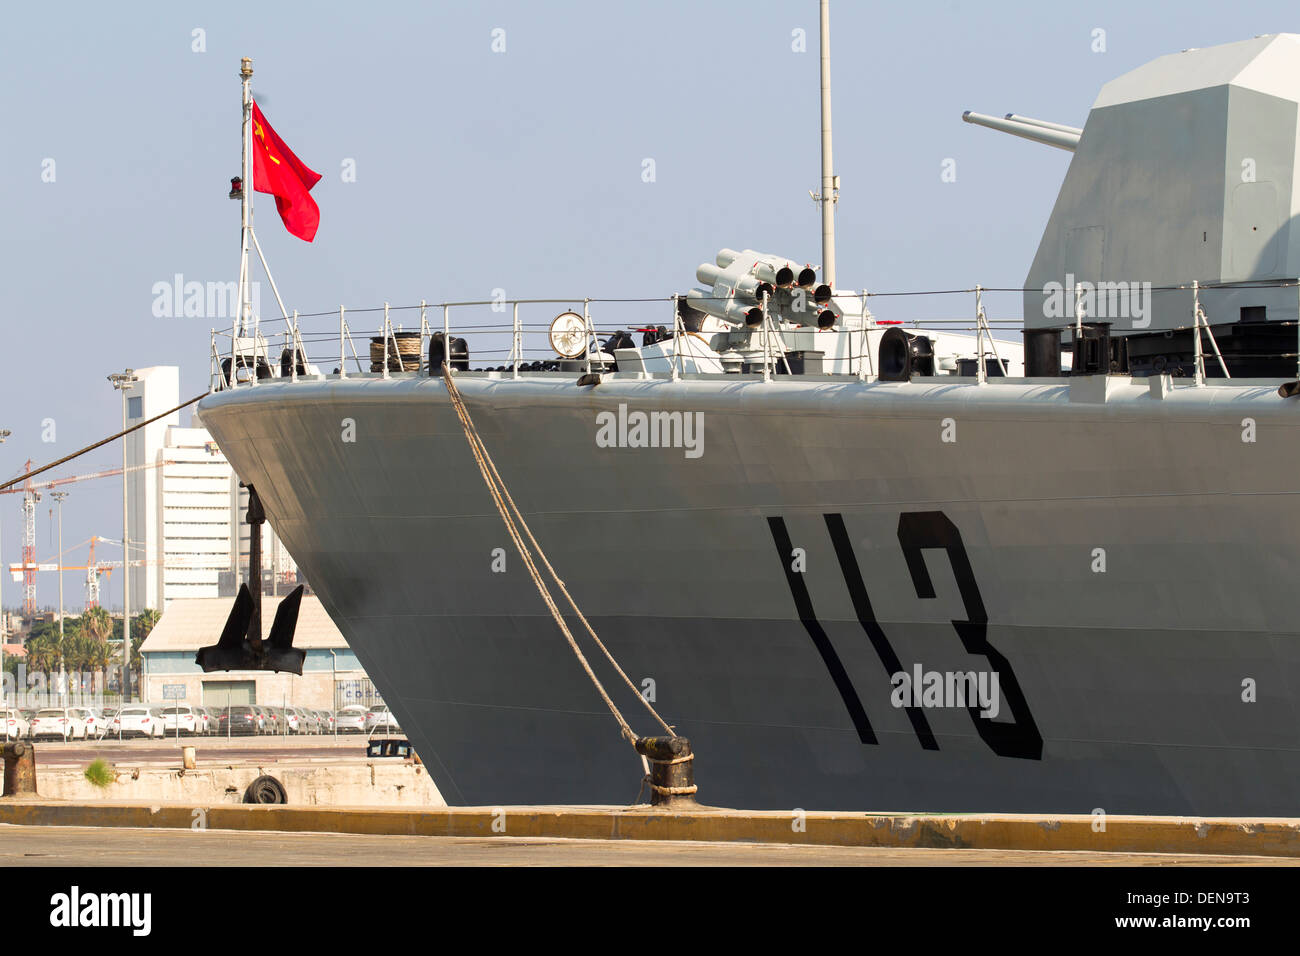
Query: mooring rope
xmin=441 ymin=364 xmax=676 ymax=746
xmin=0 ymin=392 xmax=208 ymax=492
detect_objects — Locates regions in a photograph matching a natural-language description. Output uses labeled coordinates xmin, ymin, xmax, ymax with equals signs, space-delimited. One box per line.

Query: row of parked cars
xmin=0 ymin=703 xmax=401 ymax=740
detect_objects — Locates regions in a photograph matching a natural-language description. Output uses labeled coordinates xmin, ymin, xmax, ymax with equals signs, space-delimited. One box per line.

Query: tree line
xmin=8 ymin=608 xmax=160 ymax=694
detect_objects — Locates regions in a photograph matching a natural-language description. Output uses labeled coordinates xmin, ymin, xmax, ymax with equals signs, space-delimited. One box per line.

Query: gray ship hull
xmin=198 ymin=373 xmax=1300 ymax=815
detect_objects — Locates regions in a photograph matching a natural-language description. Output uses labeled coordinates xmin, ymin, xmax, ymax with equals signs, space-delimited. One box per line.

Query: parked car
xmin=258 ymin=706 xmax=284 ymax=735
xmin=295 ymin=708 xmax=320 ymax=735
xmin=198 ymin=707 xmax=221 ymax=735
xmin=258 ymin=706 xmax=279 ymax=734
xmin=318 ymin=709 xmax=336 ymax=734
xmin=216 ymin=705 xmax=261 ymax=736
xmin=160 ymin=705 xmax=199 ymax=735
xmin=72 ymin=708 xmax=103 ymax=739
xmin=364 ymin=705 xmax=401 ymax=734
xmin=19 ymin=708 xmax=36 ymax=737
xmin=1 ymin=708 xmax=30 ymax=740
xmin=109 ymin=706 xmax=164 ymax=739
xmin=31 ymin=707 xmax=87 ymax=741
xmin=336 ymin=705 xmax=367 ymax=734
xmin=245 ymin=706 xmax=265 ymax=734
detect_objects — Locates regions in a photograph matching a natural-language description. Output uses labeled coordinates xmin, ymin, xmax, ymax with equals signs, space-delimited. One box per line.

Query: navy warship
xmin=198 ymin=28 xmax=1300 ymax=815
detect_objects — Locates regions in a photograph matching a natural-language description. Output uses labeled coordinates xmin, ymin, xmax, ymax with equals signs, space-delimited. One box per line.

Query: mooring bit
xmin=182 ymin=746 xmax=196 ymax=770
xmin=635 ymin=736 xmax=697 ymax=808
xmin=2 ymin=741 xmax=37 ymax=797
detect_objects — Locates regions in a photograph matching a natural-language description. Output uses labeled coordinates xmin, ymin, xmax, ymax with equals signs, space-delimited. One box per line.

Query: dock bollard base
xmin=2 ymin=741 xmax=38 ymax=798
xmin=634 ymin=736 xmax=697 ymax=808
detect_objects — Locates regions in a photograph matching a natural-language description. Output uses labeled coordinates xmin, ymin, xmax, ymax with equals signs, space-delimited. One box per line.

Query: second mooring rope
xmin=441 ymin=364 xmax=676 ymax=746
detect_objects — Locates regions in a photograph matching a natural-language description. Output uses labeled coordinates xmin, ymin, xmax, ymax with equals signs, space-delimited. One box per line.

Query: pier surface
xmin=2 ymin=824 xmax=1294 ymax=866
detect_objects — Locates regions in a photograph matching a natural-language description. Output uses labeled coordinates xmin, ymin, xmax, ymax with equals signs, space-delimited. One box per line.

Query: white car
xmin=364 ymin=705 xmax=401 ymax=734
xmin=30 ymin=707 xmax=87 ymax=741
xmin=73 ymin=708 xmax=103 ymax=738
xmin=195 ymin=707 xmax=216 ymax=735
xmin=160 ymin=705 xmax=199 ymax=735
xmin=109 ymin=706 xmax=164 ymax=739
xmin=1 ymin=708 xmax=29 ymax=740
xmin=336 ymin=705 xmax=367 ymax=734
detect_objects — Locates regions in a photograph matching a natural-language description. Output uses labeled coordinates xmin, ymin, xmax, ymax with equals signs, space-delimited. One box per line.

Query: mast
xmin=818 ymin=0 xmax=837 ymax=287
xmin=237 ymin=57 xmax=253 ymax=337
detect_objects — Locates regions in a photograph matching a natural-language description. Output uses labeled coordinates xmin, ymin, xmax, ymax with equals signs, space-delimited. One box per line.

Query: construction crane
xmin=1 ymin=459 xmax=167 ymax=615
xmin=14 ymin=536 xmax=160 ymax=611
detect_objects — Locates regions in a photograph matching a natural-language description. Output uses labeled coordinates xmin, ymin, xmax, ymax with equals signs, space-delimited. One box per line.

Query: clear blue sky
xmin=1 ymin=0 xmax=1295 ymax=613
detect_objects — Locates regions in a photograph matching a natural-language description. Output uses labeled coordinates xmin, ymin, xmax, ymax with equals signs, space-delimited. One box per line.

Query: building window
xmin=128 ymin=396 xmax=143 ymax=419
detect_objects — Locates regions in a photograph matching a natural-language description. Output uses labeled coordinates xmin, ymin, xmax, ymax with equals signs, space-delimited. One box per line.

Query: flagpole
xmin=238 ymin=57 xmax=253 ymax=338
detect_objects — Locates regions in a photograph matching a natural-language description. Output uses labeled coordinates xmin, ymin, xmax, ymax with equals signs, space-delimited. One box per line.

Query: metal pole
xmin=761 ymin=294 xmax=772 ymax=383
xmin=121 ymin=387 xmax=131 ymax=701
xmin=671 ymin=295 xmax=682 ymax=382
xmin=858 ymin=293 xmax=871 ymax=382
xmin=52 ymin=491 xmax=67 ymax=702
xmin=240 ymin=57 xmax=253 ymax=338
xmin=512 ymin=302 xmax=520 ymax=379
xmin=584 ymin=298 xmax=592 ymax=376
xmin=443 ymin=305 xmax=451 ymax=375
xmin=329 ymin=649 xmax=337 ymax=736
xmin=1193 ymin=280 xmax=1205 ymax=386
xmin=338 ymin=306 xmax=347 ymax=378
xmin=818 ymin=0 xmax=837 ymax=288
xmin=382 ymin=302 xmax=391 ymax=380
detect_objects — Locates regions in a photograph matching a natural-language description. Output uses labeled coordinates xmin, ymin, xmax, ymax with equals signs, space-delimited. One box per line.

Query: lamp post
xmin=0 ymin=428 xmax=9 ymax=703
xmin=108 ymin=370 xmax=138 ymax=701
xmin=51 ymin=490 xmax=68 ymax=702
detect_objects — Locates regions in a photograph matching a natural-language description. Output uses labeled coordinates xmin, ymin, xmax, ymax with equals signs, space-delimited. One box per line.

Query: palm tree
xmin=81 ymin=606 xmax=112 ymax=643
xmin=129 ymin=608 xmax=160 ymax=695
xmin=62 ymin=635 xmax=89 ymax=697
xmin=82 ymin=640 xmax=111 ymax=697
xmin=78 ymin=607 xmax=117 ymax=692
xmin=25 ymin=635 xmax=56 ymax=675
xmin=133 ymin=608 xmax=160 ymax=640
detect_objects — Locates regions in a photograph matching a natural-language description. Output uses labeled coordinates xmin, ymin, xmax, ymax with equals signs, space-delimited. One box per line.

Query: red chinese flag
xmin=251 ymin=101 xmax=322 ymax=242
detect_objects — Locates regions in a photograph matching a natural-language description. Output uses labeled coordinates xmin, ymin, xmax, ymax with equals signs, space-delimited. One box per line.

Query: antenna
xmin=816 ymin=0 xmax=837 ymax=287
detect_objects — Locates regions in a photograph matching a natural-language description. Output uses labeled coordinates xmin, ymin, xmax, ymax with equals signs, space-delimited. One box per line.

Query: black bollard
xmin=634 ymin=736 xmax=697 ymax=808
xmin=2 ymin=741 xmax=37 ymax=797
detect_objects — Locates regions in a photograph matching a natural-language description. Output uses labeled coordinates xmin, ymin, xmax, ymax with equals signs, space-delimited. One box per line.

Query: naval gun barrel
xmin=1004 ymin=113 xmax=1083 ymax=136
xmin=961 ymin=111 xmax=1079 ymax=151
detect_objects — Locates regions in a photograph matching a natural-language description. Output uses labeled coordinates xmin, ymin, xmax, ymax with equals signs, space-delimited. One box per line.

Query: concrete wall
xmin=36 ymin=762 xmax=443 ymax=807
xmin=142 ymin=668 xmax=368 ymax=709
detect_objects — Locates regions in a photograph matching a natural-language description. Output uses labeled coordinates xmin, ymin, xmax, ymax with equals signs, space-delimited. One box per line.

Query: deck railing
xmin=209 ymin=287 xmax=1038 ymax=392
